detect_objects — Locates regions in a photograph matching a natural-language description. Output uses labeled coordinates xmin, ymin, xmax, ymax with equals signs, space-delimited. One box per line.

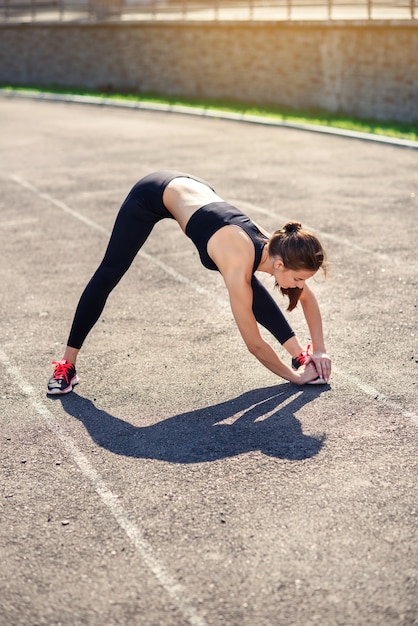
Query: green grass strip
xmin=2 ymin=84 xmax=417 ymax=142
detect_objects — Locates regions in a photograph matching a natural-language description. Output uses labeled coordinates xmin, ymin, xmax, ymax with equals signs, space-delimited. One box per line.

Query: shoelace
xmin=295 ymin=344 xmax=312 ymax=368
xmin=51 ymin=360 xmax=73 ymax=381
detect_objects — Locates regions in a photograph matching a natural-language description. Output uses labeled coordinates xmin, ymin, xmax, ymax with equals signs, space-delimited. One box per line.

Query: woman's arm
xmin=208 ymin=225 xmax=320 ymax=384
xmin=299 ymin=283 xmax=331 ymax=381
xmin=224 ymin=270 xmax=318 ymax=384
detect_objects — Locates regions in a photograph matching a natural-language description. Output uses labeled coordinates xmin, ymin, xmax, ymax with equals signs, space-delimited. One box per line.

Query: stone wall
xmin=0 ymin=21 xmax=417 ymax=122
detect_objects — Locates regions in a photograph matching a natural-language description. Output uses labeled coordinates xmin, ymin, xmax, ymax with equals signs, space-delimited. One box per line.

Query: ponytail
xmin=279 ymin=287 xmax=303 ymax=312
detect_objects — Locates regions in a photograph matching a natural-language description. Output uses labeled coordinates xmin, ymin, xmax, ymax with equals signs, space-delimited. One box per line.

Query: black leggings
xmin=67 ymin=184 xmax=295 ymax=350
xmin=67 ymin=182 xmax=173 ymax=349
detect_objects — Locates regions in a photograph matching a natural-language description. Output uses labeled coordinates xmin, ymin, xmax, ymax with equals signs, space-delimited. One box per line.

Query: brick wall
xmin=0 ymin=21 xmax=417 ymax=122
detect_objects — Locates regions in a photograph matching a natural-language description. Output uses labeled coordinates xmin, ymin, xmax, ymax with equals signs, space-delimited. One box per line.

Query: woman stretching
xmin=47 ymin=170 xmax=331 ymax=394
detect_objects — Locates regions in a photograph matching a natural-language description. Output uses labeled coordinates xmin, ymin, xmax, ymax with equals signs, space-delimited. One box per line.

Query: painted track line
xmin=0 ymin=347 xmax=208 ymax=626
xmin=11 ymin=175 xmax=228 ymax=310
xmin=0 ymin=217 xmax=38 ymax=229
xmin=231 ymin=198 xmax=393 ymax=263
xmin=332 ymin=366 xmax=418 ymax=426
xmin=10 ymin=174 xmax=418 ymax=426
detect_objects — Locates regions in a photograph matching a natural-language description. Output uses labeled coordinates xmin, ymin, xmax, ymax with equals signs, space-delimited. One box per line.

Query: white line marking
xmin=11 ymin=175 xmax=110 ymax=236
xmin=0 ymin=217 xmax=38 ymax=228
xmin=11 ymin=175 xmax=229 ymax=310
xmin=332 ymin=366 xmax=418 ymax=426
xmin=0 ymin=347 xmax=207 ymax=626
xmin=10 ymin=175 xmax=392 ymax=263
xmin=230 ymin=198 xmax=392 ymax=262
xmin=10 ymin=174 xmax=418 ymax=426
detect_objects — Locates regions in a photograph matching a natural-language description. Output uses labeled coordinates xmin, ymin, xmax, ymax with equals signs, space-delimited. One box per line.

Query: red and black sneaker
xmin=292 ymin=344 xmax=326 ymax=385
xmin=292 ymin=344 xmax=312 ymax=371
xmin=47 ymin=359 xmax=79 ymax=395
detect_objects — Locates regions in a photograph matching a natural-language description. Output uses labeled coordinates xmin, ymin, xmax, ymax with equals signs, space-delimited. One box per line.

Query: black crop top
xmin=185 ymin=201 xmax=268 ymax=273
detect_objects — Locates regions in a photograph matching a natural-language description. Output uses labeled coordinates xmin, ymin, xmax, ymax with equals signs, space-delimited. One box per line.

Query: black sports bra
xmin=185 ymin=201 xmax=268 ymax=273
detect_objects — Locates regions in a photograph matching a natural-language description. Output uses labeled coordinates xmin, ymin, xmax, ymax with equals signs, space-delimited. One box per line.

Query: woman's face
xmin=273 ymin=259 xmax=316 ymax=290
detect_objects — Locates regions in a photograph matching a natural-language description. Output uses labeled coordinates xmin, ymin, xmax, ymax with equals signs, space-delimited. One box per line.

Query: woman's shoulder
xmin=208 ymin=225 xmax=256 ymax=277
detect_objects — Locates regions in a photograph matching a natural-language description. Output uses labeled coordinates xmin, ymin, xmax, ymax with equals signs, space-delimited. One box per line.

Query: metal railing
xmin=0 ymin=0 xmax=416 ymax=22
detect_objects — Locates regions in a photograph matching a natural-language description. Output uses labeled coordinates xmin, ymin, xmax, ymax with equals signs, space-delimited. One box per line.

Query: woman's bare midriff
xmin=163 ymin=177 xmax=224 ymax=232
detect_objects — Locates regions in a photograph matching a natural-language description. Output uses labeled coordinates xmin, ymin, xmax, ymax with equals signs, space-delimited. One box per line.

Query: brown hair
xmin=269 ymin=221 xmax=327 ymax=312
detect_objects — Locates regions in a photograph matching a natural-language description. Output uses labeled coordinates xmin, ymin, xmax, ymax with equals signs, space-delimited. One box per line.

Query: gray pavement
xmin=0 ymin=96 xmax=417 ymax=626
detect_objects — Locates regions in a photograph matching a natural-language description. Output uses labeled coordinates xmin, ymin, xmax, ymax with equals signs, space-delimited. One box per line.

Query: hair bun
xmin=284 ymin=221 xmax=302 ymax=234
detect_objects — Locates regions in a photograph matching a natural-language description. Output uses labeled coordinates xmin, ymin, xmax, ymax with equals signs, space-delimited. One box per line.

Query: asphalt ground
xmin=0 ymin=96 xmax=417 ymax=626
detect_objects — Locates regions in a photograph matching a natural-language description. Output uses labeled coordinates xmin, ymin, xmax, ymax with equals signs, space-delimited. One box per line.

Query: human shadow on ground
xmin=57 ymin=384 xmax=329 ymax=463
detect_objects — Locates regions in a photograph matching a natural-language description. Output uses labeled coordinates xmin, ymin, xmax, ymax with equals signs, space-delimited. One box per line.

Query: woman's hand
xmin=309 ymin=351 xmax=332 ymax=383
xmin=294 ymin=361 xmax=322 ymax=385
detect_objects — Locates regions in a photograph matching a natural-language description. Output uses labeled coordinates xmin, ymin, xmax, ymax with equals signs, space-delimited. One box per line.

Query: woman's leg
xmin=65 ymin=194 xmax=159 ymax=356
xmin=47 ymin=192 xmax=162 ymax=394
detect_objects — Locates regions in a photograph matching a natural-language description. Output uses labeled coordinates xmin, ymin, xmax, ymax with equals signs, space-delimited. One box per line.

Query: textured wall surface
xmin=1 ymin=21 xmax=417 ymax=121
